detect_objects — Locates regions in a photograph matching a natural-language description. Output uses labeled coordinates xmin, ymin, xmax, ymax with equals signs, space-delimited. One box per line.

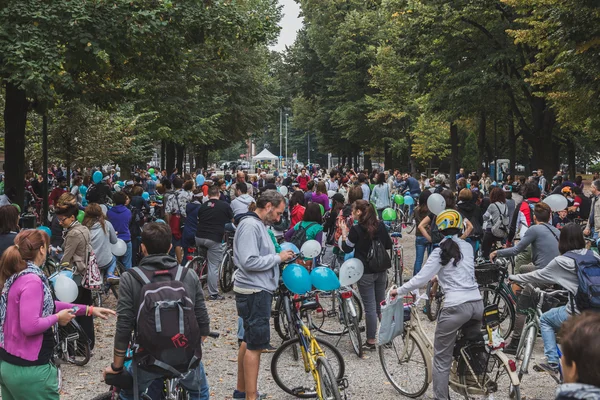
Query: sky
xmin=270 ymin=0 xmax=303 ymax=52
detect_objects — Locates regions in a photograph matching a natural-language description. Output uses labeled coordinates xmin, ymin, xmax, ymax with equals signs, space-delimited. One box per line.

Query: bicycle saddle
xmin=390 ymin=232 xmax=402 ymax=238
xmin=299 ymin=300 xmax=320 ymax=312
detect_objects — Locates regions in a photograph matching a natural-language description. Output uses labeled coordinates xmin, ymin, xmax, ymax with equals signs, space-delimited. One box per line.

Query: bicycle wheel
xmin=515 ymin=324 xmax=537 ymax=378
xmin=341 ymin=299 xmax=363 ymax=358
xmin=459 ymin=353 xmax=521 ymax=400
xmin=91 ymin=290 xmax=103 ymax=308
xmin=110 ymin=261 xmax=127 ymax=300
xmin=310 ymin=291 xmax=363 ymax=336
xmin=316 ymin=357 xmax=342 ymax=400
xmin=271 ymin=337 xmax=345 ymax=399
xmin=219 ymin=250 xmax=234 ymax=293
xmin=425 ymin=281 xmax=442 ymax=322
xmin=58 ymin=320 xmax=91 ymax=366
xmin=378 ymin=332 xmax=429 ymax=398
xmin=479 ymin=286 xmax=515 ymax=339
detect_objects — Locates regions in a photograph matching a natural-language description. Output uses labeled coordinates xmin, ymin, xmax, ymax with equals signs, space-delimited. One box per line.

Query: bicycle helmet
xmin=435 ymin=209 xmax=463 ymax=231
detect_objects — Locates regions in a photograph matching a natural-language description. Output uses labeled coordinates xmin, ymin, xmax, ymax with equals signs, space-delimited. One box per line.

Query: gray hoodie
xmin=231 ymin=194 xmax=254 ymax=217
xmin=233 ymin=214 xmax=280 ymax=293
xmin=89 ymin=221 xmax=118 ymax=268
xmin=497 ymin=223 xmax=560 ymax=269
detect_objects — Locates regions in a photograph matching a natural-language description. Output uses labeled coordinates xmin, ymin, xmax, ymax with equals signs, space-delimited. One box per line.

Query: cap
xmin=332 ymin=193 xmax=345 ymax=203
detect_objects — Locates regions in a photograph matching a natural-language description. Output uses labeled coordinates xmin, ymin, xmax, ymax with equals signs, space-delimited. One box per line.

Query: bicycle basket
xmin=516 ymin=290 xmax=537 ymax=313
xmin=474 ymin=263 xmax=502 ymax=286
xmin=458 ymin=342 xmax=491 ymax=376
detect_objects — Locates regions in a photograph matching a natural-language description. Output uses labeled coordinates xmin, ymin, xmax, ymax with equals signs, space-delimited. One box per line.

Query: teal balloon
xmin=310 ymin=266 xmax=340 ymax=291
xmin=142 ymin=192 xmax=150 ymax=200
xmin=196 ymin=175 xmax=205 ymax=186
xmin=280 ymin=242 xmax=299 ymax=254
xmin=92 ymin=171 xmax=103 ymax=184
xmin=37 ymin=225 xmax=52 ymax=238
xmin=150 ymin=174 xmax=157 ymax=181
xmin=282 ymin=263 xmax=312 ymax=295
xmin=79 ymin=185 xmax=88 ymax=195
xmin=404 ymin=195 xmax=415 ymax=206
xmin=118 ymin=181 xmax=125 ymax=187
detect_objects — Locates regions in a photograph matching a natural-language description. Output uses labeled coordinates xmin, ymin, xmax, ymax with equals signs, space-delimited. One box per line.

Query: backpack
xmin=564 ymin=251 xmax=600 ymax=312
xmin=290 ymin=222 xmax=318 ymax=250
xmin=367 ymin=235 xmax=392 ymax=273
xmin=491 ymin=204 xmax=509 ymax=238
xmin=508 ymin=200 xmax=536 ymax=242
xmin=130 ymin=266 xmax=202 ymax=377
xmin=430 ymin=217 xmax=446 ymax=244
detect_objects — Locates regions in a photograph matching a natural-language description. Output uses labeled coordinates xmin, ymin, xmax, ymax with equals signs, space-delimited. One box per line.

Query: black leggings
xmin=481 ymin=230 xmax=503 ymax=259
xmin=74 ymin=286 xmax=95 ymax=349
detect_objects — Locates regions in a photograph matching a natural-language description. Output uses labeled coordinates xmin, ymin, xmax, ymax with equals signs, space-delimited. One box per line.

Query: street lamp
xmin=279 ymin=108 xmax=282 ymax=171
xmin=285 ymin=114 xmax=289 ymax=169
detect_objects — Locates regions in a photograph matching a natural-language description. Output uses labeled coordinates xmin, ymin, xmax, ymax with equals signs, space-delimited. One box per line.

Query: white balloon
xmin=112 ymin=238 xmax=127 ymax=257
xmin=427 ymin=193 xmax=446 ymax=215
xmin=327 ymin=190 xmax=336 ymax=198
xmin=114 ymin=184 xmax=121 ymax=192
xmin=339 ymin=258 xmax=364 ymax=286
xmin=544 ymin=194 xmax=568 ymax=212
xmin=301 ymin=239 xmax=322 ymax=258
xmin=278 ymin=185 xmax=288 ymax=196
xmin=54 ymin=274 xmax=78 ymax=303
xmin=100 ymin=204 xmax=108 ymax=216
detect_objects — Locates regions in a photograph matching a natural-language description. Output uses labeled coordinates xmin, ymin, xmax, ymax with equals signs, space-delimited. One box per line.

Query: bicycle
xmin=184 ymin=246 xmax=208 ymax=286
xmin=271 ymin=291 xmax=347 ymax=399
xmin=383 ymin=221 xmax=404 ymax=287
xmin=219 ymin=231 xmax=236 ymax=293
xmin=92 ymin=259 xmax=127 ymax=307
xmin=424 ymin=278 xmax=443 ymax=322
xmin=392 ymin=201 xmax=416 ymax=234
xmin=510 ymin=284 xmax=569 ymax=392
xmin=378 ymin=295 xmax=521 ymax=399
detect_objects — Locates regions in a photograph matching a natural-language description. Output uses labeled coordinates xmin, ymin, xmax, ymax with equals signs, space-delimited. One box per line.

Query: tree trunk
xmin=364 ymin=153 xmax=372 ymax=173
xmin=175 ymin=143 xmax=184 ymax=173
xmin=166 ymin=141 xmax=176 ymax=173
xmin=4 ymin=82 xmax=28 ymax=209
xmin=384 ymin=141 xmax=392 ymax=172
xmin=507 ymin=110 xmax=516 ymax=180
xmin=449 ymin=123 xmax=459 ymax=191
xmin=188 ymin=149 xmax=194 ymax=172
xmin=567 ymin=138 xmax=576 ymax=181
xmin=160 ymin=140 xmax=166 ymax=171
xmin=525 ymin=97 xmax=558 ymax=183
xmin=477 ymin=111 xmax=486 ymax=176
xmin=66 ymin=154 xmax=71 ymax=187
xmin=203 ymin=146 xmax=209 ymax=170
xmin=195 ymin=145 xmax=203 ymax=171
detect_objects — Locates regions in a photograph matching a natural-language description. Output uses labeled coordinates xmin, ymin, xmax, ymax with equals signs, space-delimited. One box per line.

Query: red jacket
xmin=48 ymin=187 xmax=67 ymax=206
xmin=297 ymin=175 xmax=310 ymax=191
xmin=520 ymin=197 xmax=540 ymax=227
xmin=290 ymin=204 xmax=306 ymax=230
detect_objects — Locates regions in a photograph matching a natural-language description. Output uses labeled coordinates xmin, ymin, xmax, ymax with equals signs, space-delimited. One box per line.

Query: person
xmin=584 ymin=179 xmax=600 ymax=242
xmin=538 ymin=169 xmax=547 ymax=194
xmin=431 ymin=174 xmax=448 ymax=194
xmin=418 ymin=190 xmax=474 ymax=248
xmin=129 ymin=186 xmax=149 ymax=267
xmin=256 ymin=172 xmax=268 ymax=192
xmin=341 ymin=200 xmax=392 ymax=351
xmin=55 ymin=202 xmax=96 ymax=350
xmin=107 ymin=192 xmax=133 ymax=270
xmin=230 ymin=183 xmax=254 ymax=217
xmin=70 ymin=176 xmax=83 ymax=206
xmin=284 ymin=203 xmax=324 ymax=245
xmin=182 ymin=190 xmax=204 ymax=253
xmin=358 ymin=173 xmax=370 ymax=201
xmin=402 ymin=172 xmax=422 ymax=201
xmin=457 ymin=188 xmax=483 ymax=256
xmin=48 ymin=176 xmax=67 ymax=209
xmin=83 ymin=203 xmax=119 ymax=282
xmin=296 ymin=169 xmax=310 ymax=191
xmin=195 ymin=185 xmax=233 ymax=301
xmin=233 ymin=190 xmax=295 ymax=400
xmin=165 ymin=177 xmax=192 ymax=265
xmin=554 ymin=313 xmax=600 ymax=400
xmin=507 ymin=182 xmax=542 ymax=269
xmin=104 ymin=222 xmax=211 ymax=400
xmin=323 ymin=193 xmax=345 ymax=250
xmin=230 ymin=172 xmax=254 ymax=201
xmin=0 ymin=205 xmax=19 ymax=258
xmin=504 ymin=185 xmax=516 ymax=221
xmin=553 ymin=209 xmax=572 ymax=229
xmin=391 ymin=209 xmax=482 ymax=400
xmin=0 ymin=230 xmax=114 ymax=400
xmin=370 ymin=172 xmax=391 ymax=218
xmin=311 ymin=181 xmax=330 ymax=213
xmin=491 ymin=202 xmax=560 ymax=354
xmin=481 ymin=187 xmax=509 ymax=258
xmin=325 ymin=170 xmax=339 ymax=192
xmin=414 ymin=191 xmax=432 ymax=275
xmin=86 ymin=174 xmax=112 ymax=205
xmin=455 ymin=167 xmax=465 ymax=182
xmin=479 ymin=172 xmax=492 ymax=195
xmin=218 ymin=179 xmax=231 ymax=203
xmin=509 ymin=223 xmax=594 ymax=375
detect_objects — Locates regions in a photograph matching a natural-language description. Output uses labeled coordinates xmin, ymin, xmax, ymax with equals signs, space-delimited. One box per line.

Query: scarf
xmin=0 ymin=261 xmax=54 ymax=345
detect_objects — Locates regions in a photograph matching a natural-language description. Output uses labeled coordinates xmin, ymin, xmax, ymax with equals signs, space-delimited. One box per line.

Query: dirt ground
xmin=58 ymin=221 xmax=561 ymax=400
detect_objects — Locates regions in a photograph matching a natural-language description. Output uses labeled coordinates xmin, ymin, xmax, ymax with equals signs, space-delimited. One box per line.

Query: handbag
xmin=378 ymin=286 xmax=405 ymax=345
xmin=82 ymin=237 xmax=102 ymax=290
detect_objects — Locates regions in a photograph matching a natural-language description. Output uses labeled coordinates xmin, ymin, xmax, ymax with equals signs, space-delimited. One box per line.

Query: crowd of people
xmin=0 ymin=162 xmax=597 ymax=400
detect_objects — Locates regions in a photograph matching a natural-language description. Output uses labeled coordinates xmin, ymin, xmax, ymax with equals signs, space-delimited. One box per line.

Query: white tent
xmin=252 ymin=148 xmax=278 ymax=161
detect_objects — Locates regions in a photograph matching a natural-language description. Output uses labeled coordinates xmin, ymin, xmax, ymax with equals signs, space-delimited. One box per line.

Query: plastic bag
xmin=378 ymin=286 xmax=405 ymax=345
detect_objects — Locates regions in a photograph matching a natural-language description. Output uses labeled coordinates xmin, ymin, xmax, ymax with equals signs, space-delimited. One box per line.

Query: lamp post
xmin=279 ymin=108 xmax=282 ymax=171
xmin=307 ymin=133 xmax=311 ymax=165
xmin=285 ymin=113 xmax=289 ymax=169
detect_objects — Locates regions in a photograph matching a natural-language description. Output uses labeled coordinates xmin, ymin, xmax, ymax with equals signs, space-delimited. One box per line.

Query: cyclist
xmin=583 ymin=179 xmax=600 ymax=243
xmin=391 ymin=209 xmax=483 ymax=400
xmin=104 ymin=222 xmax=211 ymax=400
xmin=370 ymin=172 xmax=391 ymax=219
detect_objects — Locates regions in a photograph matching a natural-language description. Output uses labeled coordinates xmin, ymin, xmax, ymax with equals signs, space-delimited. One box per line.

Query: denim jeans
xmin=119 ymin=362 xmax=209 ymax=400
xmin=414 ymin=236 xmax=431 ymax=276
xmin=102 ymin=256 xmax=117 ymax=276
xmin=356 ymin=271 xmax=387 ymax=340
xmin=237 ymin=317 xmax=245 ymax=341
xmin=119 ymin=241 xmax=132 ymax=270
xmin=540 ymin=305 xmax=569 ymax=365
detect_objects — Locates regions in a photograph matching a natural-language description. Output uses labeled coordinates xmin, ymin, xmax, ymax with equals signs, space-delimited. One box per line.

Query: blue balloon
xmin=282 ymin=263 xmax=312 ymax=295
xmin=151 ymin=174 xmax=157 ymax=181
xmin=118 ymin=181 xmax=125 ymax=188
xmin=280 ymin=242 xmax=300 ymax=254
xmin=142 ymin=192 xmax=150 ymax=200
xmin=404 ymin=195 xmax=415 ymax=206
xmin=37 ymin=225 xmax=52 ymax=239
xmin=49 ymin=269 xmax=74 ymax=286
xmin=155 ymin=219 xmax=166 ymax=224
xmin=79 ymin=185 xmax=88 ymax=195
xmin=344 ymin=251 xmax=355 ymax=261
xmin=196 ymin=175 xmax=205 ymax=186
xmin=310 ymin=266 xmax=341 ymax=291
xmin=92 ymin=171 xmax=103 ymax=184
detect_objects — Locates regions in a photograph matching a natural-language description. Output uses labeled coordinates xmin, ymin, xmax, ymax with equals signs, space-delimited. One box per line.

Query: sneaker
xmin=538 ymin=362 xmax=559 ymax=374
xmin=504 ymin=339 xmax=519 ymax=356
xmin=232 ymin=390 xmax=267 ymax=399
xmin=362 ymin=341 xmax=376 ymax=351
xmin=106 ymin=274 xmax=120 ymax=284
xmin=208 ymin=294 xmax=225 ymax=301
xmin=262 ymin=343 xmax=277 ymax=353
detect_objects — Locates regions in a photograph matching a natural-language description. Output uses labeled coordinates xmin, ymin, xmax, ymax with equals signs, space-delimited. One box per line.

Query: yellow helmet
xmin=435 ymin=209 xmax=463 ymax=231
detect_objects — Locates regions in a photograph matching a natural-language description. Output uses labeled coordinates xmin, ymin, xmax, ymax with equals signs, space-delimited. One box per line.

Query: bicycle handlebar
xmin=523 ymin=283 xmax=569 ymax=298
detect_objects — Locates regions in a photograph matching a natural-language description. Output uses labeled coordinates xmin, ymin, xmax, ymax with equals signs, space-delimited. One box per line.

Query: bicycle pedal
xmin=338 ymin=377 xmax=349 ymax=390
xmin=326 ymin=311 xmax=338 ymax=318
xmin=359 ymin=326 xmax=366 ymax=332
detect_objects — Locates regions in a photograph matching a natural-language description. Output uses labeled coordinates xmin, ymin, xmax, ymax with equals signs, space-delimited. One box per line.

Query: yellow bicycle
xmin=271 ymin=292 xmax=347 ymax=399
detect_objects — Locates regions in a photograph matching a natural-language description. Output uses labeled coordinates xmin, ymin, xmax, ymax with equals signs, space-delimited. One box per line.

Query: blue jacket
xmin=107 ymin=205 xmax=132 ymax=241
xmin=405 ymin=177 xmax=421 ymax=195
xmin=183 ymin=202 xmax=202 ymax=247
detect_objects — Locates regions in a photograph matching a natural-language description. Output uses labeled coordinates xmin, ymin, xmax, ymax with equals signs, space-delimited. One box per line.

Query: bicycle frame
xmin=296 ymin=317 xmax=327 ymax=398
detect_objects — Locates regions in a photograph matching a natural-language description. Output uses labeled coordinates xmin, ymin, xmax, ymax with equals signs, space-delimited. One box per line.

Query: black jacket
xmin=341 ymin=221 xmax=393 ymax=274
xmin=114 ymin=254 xmax=210 ymax=352
xmin=457 ymin=201 xmax=483 ymax=237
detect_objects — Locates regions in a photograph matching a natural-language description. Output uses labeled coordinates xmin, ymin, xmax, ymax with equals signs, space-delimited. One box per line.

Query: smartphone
xmin=70 ymin=306 xmax=79 ymax=314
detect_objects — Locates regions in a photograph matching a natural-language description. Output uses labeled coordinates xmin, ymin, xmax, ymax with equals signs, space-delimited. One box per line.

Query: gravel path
xmin=61 ymin=227 xmax=558 ymax=400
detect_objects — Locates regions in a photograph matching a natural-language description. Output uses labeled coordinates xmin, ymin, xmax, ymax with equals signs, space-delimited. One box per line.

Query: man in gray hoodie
xmin=232 ymin=190 xmax=294 ymax=400
xmin=230 ymin=182 xmax=255 ymax=217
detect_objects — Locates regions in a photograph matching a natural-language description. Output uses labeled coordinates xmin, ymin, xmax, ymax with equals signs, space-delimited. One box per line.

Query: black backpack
xmin=130 ymin=266 xmax=202 ymax=377
xmin=367 ymin=236 xmax=392 ymax=273
xmin=290 ymin=222 xmax=318 ymax=250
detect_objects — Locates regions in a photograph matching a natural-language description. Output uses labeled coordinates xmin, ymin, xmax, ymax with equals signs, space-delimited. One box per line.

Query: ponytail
xmin=439 ymin=228 xmax=462 ymax=267
xmin=0 ymin=229 xmax=50 ymax=289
